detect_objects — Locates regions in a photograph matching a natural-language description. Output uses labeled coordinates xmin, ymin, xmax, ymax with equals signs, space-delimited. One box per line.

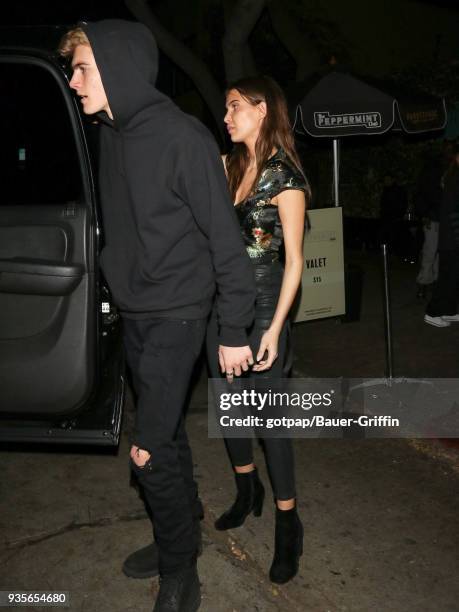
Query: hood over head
xmin=81 ymin=19 xmax=170 ymax=129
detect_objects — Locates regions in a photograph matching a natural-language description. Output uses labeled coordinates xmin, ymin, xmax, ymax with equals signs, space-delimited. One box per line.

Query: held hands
xmin=219 ymin=345 xmax=254 ymax=382
xmin=218 ymin=327 xmax=280 ymax=381
xmin=252 ymin=328 xmax=279 ymax=372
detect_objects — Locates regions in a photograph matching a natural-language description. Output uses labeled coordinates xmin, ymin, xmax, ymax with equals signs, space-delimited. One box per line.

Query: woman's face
xmin=224 ymin=89 xmax=266 ymax=145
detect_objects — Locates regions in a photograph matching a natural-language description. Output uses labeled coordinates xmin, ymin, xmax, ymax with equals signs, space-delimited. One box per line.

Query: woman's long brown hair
xmin=225 ymin=76 xmax=309 ymax=204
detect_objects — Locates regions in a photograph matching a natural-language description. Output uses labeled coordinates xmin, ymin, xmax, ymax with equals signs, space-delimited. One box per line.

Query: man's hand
xmin=218 ymin=345 xmax=254 ymax=381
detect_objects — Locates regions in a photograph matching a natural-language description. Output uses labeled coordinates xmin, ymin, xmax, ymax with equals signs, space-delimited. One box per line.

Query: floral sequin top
xmin=233 ymin=148 xmax=309 ymax=260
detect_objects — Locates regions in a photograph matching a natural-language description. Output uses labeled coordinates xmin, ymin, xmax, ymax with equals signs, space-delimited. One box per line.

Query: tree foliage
xmin=124 ymin=0 xmax=456 ymax=215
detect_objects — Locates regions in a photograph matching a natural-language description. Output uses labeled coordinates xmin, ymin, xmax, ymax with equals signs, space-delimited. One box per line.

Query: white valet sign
xmin=294 ymin=207 xmax=345 ymax=322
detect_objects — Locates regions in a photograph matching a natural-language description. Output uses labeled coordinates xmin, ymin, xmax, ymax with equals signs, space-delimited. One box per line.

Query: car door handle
xmin=0 ymin=258 xmax=84 ymax=296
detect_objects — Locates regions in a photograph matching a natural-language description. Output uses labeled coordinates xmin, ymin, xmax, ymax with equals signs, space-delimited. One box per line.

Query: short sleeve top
xmin=233 ymin=148 xmax=309 ymax=260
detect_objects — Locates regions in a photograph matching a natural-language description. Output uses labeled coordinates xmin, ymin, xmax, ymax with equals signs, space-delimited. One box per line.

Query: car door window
xmin=0 ymin=61 xmax=82 ymax=205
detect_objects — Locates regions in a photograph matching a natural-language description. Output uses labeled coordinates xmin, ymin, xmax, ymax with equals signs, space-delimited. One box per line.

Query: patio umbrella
xmin=293 ymin=70 xmax=447 ymax=205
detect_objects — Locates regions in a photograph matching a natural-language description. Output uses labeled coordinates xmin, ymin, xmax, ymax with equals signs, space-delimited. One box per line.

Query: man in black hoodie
xmin=59 ymin=20 xmax=255 ymax=612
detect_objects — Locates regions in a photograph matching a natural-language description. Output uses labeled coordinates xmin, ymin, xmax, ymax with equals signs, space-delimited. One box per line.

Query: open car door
xmin=0 ymin=48 xmax=124 ymax=445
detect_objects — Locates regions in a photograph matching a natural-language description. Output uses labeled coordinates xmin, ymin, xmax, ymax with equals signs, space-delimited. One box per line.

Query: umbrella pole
xmin=381 ymin=243 xmax=394 ymax=380
xmin=333 ymin=139 xmax=340 ymax=206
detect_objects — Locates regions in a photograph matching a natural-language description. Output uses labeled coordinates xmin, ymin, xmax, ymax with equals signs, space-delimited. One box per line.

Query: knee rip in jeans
xmin=130 ymin=447 xmax=154 ymax=473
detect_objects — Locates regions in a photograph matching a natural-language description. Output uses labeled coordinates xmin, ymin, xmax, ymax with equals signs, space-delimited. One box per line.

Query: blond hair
xmin=58 ymin=27 xmax=90 ymax=58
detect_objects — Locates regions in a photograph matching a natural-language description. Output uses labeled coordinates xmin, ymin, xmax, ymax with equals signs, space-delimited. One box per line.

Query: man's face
xmin=69 ymin=44 xmax=112 ymax=119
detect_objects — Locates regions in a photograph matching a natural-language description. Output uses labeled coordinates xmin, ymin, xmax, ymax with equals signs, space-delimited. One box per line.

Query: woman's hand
xmin=252 ymin=327 xmax=279 ymax=372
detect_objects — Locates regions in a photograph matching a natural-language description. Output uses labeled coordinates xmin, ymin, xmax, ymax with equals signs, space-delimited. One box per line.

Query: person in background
xmin=414 ymin=150 xmax=442 ymax=298
xmin=207 ymin=76 xmax=310 ymax=585
xmin=424 ymin=143 xmax=459 ymax=327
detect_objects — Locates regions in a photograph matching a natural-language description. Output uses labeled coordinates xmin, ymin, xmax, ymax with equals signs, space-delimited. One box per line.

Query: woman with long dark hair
xmin=207 ymin=75 xmax=310 ymax=584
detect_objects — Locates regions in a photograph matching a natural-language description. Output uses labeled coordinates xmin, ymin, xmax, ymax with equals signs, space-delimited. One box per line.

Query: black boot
xmin=269 ymin=507 xmax=303 ymax=584
xmin=123 ymin=541 xmax=159 ymax=579
xmin=123 ymin=504 xmax=204 ymax=579
xmin=123 ymin=526 xmax=203 ymax=579
xmin=214 ymin=468 xmax=265 ymax=531
xmin=153 ymin=563 xmax=201 ymax=612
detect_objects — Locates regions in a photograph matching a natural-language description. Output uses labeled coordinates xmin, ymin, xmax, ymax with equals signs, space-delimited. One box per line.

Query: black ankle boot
xmin=214 ymin=468 xmax=265 ymax=531
xmin=269 ymin=507 xmax=303 ymax=584
xmin=123 ymin=511 xmax=203 ymax=579
xmin=153 ymin=563 xmax=201 ymax=612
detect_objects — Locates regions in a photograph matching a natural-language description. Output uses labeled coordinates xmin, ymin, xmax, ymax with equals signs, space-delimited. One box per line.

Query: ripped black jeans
xmin=123 ymin=317 xmax=206 ymax=575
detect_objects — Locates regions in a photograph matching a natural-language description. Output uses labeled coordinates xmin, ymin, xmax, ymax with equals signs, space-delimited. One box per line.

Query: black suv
xmin=0 ymin=27 xmax=125 ymax=445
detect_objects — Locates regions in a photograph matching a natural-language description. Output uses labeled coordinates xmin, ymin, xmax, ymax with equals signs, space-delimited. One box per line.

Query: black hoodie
xmin=82 ymin=20 xmax=254 ymax=345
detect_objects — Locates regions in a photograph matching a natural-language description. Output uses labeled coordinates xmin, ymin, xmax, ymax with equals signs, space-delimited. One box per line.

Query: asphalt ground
xmin=1 ymin=249 xmax=458 ymax=611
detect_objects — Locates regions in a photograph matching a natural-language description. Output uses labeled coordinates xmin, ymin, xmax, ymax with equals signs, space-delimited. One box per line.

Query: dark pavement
xmin=1 ymin=249 xmax=458 ymax=611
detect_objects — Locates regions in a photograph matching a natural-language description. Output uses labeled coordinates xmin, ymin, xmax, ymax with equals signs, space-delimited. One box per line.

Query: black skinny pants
xmin=206 ymin=261 xmax=296 ymax=501
xmin=123 ymin=317 xmax=206 ymax=575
